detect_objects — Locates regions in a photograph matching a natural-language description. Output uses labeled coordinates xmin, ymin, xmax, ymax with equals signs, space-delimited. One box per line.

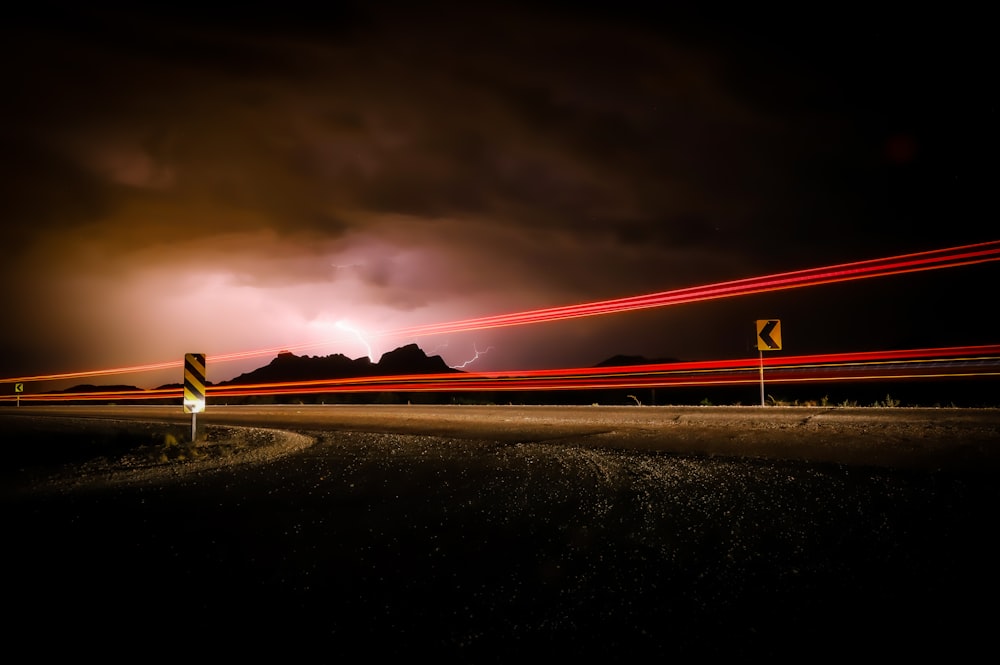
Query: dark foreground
xmin=3 ymin=409 xmax=1000 ymax=660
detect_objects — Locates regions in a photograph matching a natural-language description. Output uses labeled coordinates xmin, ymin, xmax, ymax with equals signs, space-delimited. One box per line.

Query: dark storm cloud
xmin=3 ymin=3 xmax=783 ymax=244
xmin=3 ymin=4 xmax=960 ymax=251
xmin=1 ymin=3 xmax=996 ymax=382
xmin=0 ymin=138 xmax=112 ymax=235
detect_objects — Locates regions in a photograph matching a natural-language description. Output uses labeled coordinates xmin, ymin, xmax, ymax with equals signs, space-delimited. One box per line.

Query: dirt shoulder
xmin=3 ymin=406 xmax=1000 ymax=495
xmin=1 ymin=416 xmax=314 ymax=494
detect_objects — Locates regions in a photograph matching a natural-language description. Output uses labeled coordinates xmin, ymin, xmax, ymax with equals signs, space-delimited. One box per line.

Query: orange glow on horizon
xmin=5 ymin=344 xmax=999 ymax=403
xmin=4 ymin=239 xmax=1000 ymax=386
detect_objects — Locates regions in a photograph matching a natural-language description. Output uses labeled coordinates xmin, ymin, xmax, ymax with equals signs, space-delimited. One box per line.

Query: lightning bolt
xmin=335 ymin=321 xmax=375 ymax=362
xmin=450 ymin=344 xmax=495 ymax=369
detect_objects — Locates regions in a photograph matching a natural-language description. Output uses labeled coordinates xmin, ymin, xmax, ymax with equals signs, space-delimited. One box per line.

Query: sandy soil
xmin=4 ymin=405 xmax=1000 ymax=494
xmin=1 ymin=416 xmax=314 ymax=494
xmin=4 ymin=407 xmax=1000 ymax=660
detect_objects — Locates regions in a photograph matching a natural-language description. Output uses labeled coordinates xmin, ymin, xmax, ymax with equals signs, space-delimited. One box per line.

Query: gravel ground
xmin=0 ymin=416 xmax=313 ymax=494
xmin=3 ymin=410 xmax=1000 ymax=660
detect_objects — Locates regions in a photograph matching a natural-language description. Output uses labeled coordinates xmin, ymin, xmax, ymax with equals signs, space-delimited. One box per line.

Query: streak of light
xmin=375 ymin=240 xmax=1000 ymax=339
xmin=4 ymin=360 xmax=184 ymax=384
xmin=334 ymin=321 xmax=375 ymax=362
xmin=450 ymin=344 xmax=496 ymax=369
xmin=11 ymin=387 xmax=181 ymax=402
xmin=7 ymin=345 xmax=1000 ymax=403
xmin=3 ymin=240 xmax=999 ymax=385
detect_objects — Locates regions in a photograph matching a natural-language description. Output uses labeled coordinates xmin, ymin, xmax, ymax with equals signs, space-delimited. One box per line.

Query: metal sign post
xmin=183 ymin=353 xmax=207 ymax=441
xmin=755 ymin=320 xmax=782 ymax=407
xmin=759 ymin=349 xmax=765 ymax=407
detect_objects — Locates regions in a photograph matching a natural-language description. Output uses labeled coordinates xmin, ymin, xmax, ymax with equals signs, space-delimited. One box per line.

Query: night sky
xmin=2 ymin=3 xmax=996 ymax=389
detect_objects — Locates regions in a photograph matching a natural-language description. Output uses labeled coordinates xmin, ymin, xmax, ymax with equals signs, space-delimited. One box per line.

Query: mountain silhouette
xmin=48 ymin=345 xmax=995 ymax=407
xmin=65 ymin=348 xmax=674 ymax=394
xmin=594 ymin=354 xmax=680 ymax=367
xmin=218 ymin=343 xmax=460 ymax=386
xmin=58 ymin=384 xmax=144 ymax=393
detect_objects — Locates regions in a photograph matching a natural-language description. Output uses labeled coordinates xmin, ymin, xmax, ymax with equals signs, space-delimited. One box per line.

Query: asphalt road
xmin=7 ymin=403 xmax=1000 ymax=470
xmin=4 ymin=404 xmax=1000 ymax=660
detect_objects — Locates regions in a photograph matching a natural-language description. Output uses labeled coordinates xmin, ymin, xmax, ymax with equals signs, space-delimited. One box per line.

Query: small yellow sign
xmin=183 ymin=353 xmax=207 ymax=414
xmin=756 ymin=319 xmax=782 ymax=351
xmin=14 ymin=383 xmax=23 ymax=393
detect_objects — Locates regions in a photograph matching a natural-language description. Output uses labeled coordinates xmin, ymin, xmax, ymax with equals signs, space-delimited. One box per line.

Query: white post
xmin=191 ymin=412 xmax=197 ymax=442
xmin=759 ymin=349 xmax=765 ymax=407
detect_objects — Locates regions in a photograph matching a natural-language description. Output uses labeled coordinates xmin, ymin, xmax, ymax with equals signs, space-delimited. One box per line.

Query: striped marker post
xmin=183 ymin=353 xmax=207 ymax=441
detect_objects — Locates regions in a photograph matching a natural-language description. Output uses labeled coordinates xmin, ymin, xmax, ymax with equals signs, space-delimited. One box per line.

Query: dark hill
xmin=220 ymin=343 xmax=459 ymax=386
xmin=57 ymin=384 xmax=143 ymax=393
xmin=377 ymin=343 xmax=458 ymax=376
xmin=594 ymin=354 xmax=680 ymax=367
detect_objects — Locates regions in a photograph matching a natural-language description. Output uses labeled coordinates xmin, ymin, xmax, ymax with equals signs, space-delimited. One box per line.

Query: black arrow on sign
xmin=758 ymin=320 xmax=780 ymax=349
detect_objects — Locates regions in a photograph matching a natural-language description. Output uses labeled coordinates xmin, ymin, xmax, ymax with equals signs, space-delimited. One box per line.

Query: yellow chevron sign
xmin=756 ymin=319 xmax=782 ymax=351
xmin=15 ymin=383 xmax=23 ymax=393
xmin=183 ymin=353 xmax=206 ymax=413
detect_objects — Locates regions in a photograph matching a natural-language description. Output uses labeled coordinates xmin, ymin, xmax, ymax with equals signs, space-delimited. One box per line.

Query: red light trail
xmin=378 ymin=239 xmax=1000 ymax=338
xmin=8 ymin=344 xmax=1000 ymax=403
xmin=3 ymin=239 xmax=1000 ymax=386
